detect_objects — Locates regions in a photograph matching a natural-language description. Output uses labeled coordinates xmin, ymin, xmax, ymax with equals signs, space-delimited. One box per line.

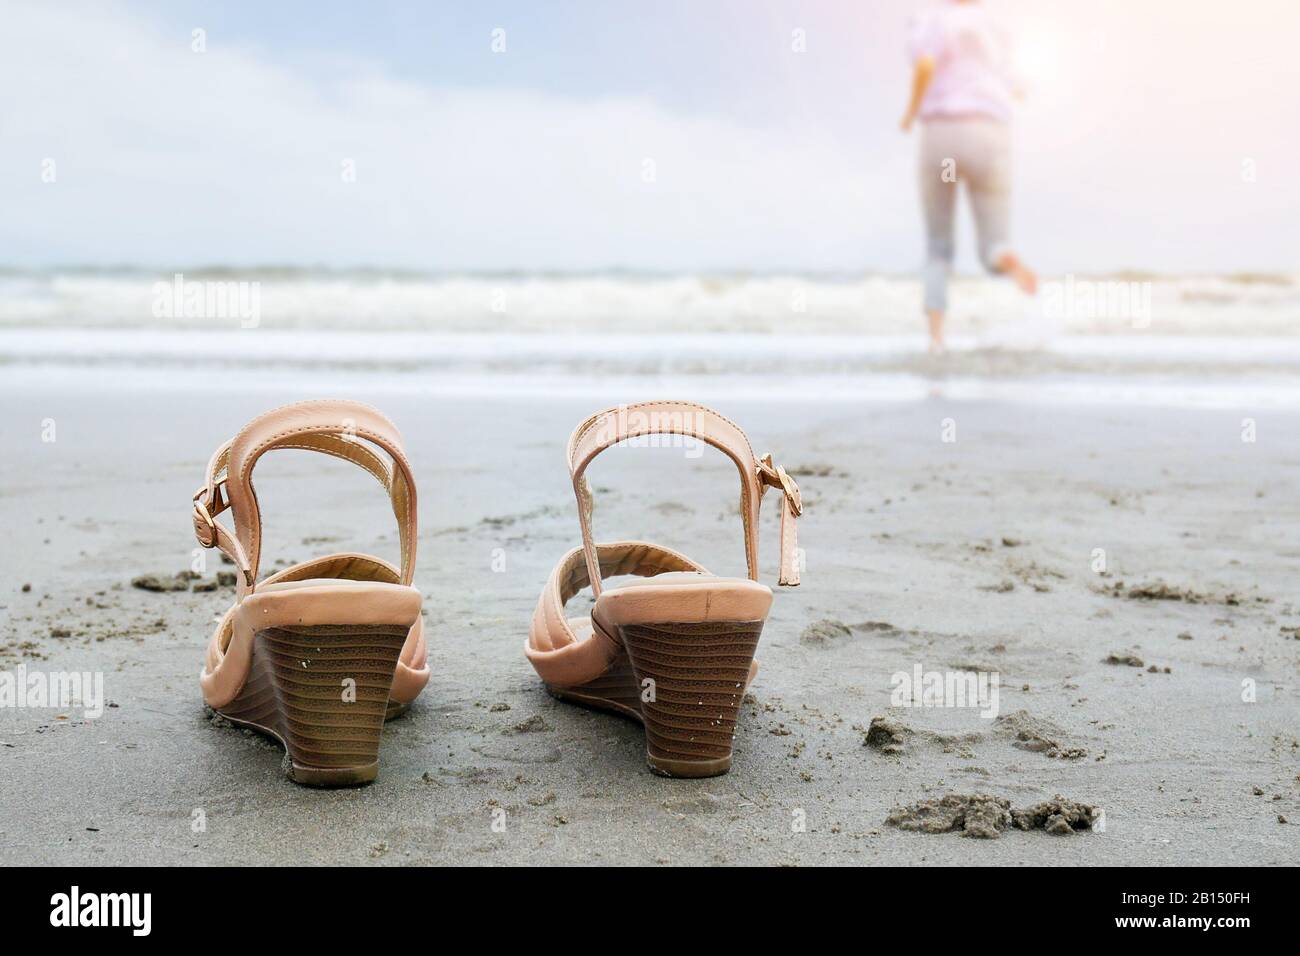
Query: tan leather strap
xmin=757 ymin=452 xmax=803 ymax=587
xmin=566 ymin=401 xmax=801 ymax=596
xmin=191 ymin=400 xmax=417 ymax=593
xmin=529 ymin=541 xmax=710 ymax=655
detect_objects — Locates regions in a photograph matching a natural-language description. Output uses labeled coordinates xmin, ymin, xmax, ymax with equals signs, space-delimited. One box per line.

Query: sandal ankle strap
xmin=191 ymin=400 xmax=418 ymax=594
xmin=565 ymin=401 xmax=802 ymax=595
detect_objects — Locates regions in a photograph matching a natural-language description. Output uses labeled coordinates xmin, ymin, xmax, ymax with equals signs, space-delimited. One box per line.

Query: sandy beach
xmin=3 ymin=382 xmax=1296 ymax=866
xmin=6 ymin=0 xmax=1300 ymax=887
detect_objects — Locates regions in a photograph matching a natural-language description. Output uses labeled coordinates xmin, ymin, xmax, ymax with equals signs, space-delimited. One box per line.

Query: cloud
xmin=3 ymin=1 xmax=1298 ymax=274
xmin=0 ymin=1 xmax=898 ymax=271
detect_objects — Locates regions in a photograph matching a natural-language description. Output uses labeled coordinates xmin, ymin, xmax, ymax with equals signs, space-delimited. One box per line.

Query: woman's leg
xmin=919 ymin=121 xmax=957 ymax=352
xmin=967 ymin=120 xmax=1036 ymax=294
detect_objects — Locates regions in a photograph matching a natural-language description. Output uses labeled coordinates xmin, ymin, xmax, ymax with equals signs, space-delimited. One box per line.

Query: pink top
xmin=908 ymin=1 xmax=1015 ymax=123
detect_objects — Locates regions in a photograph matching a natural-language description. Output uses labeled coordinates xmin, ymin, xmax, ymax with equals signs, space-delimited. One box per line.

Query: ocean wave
xmin=0 ymin=271 xmax=1296 ymax=336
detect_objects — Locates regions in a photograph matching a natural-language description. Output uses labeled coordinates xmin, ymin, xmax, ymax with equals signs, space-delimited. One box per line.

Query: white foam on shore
xmin=2 ymin=271 xmax=1297 ymax=336
xmin=3 ymin=272 xmax=1296 ymax=409
xmin=1 ymin=332 xmax=1296 ymax=410
xmin=2 ymin=365 xmax=1294 ymax=411
xmin=6 ymin=328 xmax=1300 ymax=366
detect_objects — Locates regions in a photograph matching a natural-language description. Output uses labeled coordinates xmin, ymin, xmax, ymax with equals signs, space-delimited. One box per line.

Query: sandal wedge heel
xmin=223 ymin=621 xmax=411 ymax=786
xmin=191 ymin=400 xmax=430 ymax=787
xmin=525 ymin=401 xmax=804 ymax=778
xmin=620 ymin=619 xmax=765 ymax=777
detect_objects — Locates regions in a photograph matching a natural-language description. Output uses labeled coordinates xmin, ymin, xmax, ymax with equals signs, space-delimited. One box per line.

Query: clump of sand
xmin=800 ymin=619 xmax=852 ymax=646
xmin=886 ymin=793 xmax=1012 ymax=839
xmin=131 ymin=570 xmax=236 ymax=593
xmin=995 ymin=710 xmax=1088 ymax=759
xmin=1011 ymin=796 xmax=1099 ymax=835
xmin=861 ymin=715 xmax=983 ymax=757
xmin=131 ymin=572 xmax=196 ymax=592
xmin=801 ymin=618 xmax=903 ymax=646
xmin=863 ymin=710 xmax=1085 ymax=760
xmin=507 ymin=715 xmax=550 ymax=734
xmin=1099 ymin=579 xmax=1251 ymax=606
xmin=1105 ymin=651 xmax=1145 ymax=667
xmin=864 ymin=716 xmax=911 ymax=754
xmin=887 ymin=793 xmax=1098 ymax=839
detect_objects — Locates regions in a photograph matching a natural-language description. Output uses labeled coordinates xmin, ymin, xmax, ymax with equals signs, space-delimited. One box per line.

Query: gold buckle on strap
xmin=757 ymin=454 xmax=802 ymax=516
xmin=191 ymin=480 xmax=226 ymax=549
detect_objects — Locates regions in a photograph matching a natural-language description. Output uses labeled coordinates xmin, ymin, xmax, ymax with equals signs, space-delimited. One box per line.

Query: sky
xmin=3 ymin=0 xmax=1298 ymax=273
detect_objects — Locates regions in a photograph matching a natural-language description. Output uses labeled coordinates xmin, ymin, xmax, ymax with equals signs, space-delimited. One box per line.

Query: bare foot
xmin=996 ymin=252 xmax=1038 ymax=295
xmin=926 ymin=309 xmax=945 ymax=354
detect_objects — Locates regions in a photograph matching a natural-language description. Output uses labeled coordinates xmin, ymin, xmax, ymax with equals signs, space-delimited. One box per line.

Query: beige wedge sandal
xmin=525 ymin=401 xmax=803 ymax=777
xmin=191 ymin=400 xmax=429 ymax=786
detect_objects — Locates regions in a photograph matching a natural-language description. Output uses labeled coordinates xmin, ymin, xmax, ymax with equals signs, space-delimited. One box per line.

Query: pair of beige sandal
xmin=192 ymin=400 xmax=802 ymax=785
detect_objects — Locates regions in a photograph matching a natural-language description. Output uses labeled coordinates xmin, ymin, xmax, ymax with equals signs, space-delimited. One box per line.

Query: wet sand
xmin=1 ymin=387 xmax=1296 ymax=865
